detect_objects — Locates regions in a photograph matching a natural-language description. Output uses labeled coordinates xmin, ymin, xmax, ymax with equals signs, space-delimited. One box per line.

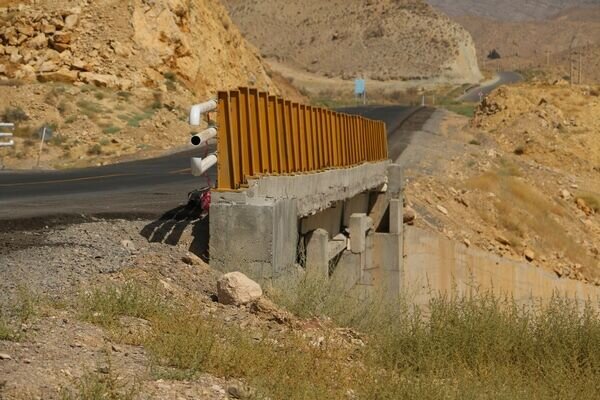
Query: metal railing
xmin=213 ymin=88 xmax=388 ymax=191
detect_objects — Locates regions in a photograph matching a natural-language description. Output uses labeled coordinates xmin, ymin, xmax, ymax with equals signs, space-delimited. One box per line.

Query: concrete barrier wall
xmin=403 ymin=226 xmax=600 ymax=304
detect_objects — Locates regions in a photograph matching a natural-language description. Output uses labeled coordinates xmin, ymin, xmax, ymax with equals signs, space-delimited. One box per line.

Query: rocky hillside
xmin=223 ymin=0 xmax=482 ymax=84
xmin=0 ymin=0 xmax=301 ymax=169
xmin=0 ymin=0 xmax=276 ymax=96
xmin=402 ymin=82 xmax=600 ymax=284
xmin=456 ymin=6 xmax=600 ymax=83
xmin=427 ymin=0 xmax=600 ymax=20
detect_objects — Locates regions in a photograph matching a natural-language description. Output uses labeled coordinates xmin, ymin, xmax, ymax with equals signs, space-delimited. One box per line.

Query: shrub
xmin=87 ymin=144 xmax=103 ymax=156
xmin=2 ymin=106 xmax=29 ymax=123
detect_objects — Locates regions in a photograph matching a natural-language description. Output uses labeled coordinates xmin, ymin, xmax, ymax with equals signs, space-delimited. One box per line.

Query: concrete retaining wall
xmin=403 ymin=226 xmax=600 ymax=304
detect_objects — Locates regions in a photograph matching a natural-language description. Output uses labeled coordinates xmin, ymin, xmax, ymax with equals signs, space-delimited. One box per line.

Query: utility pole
xmin=545 ymin=50 xmax=550 ymax=66
xmin=578 ymin=51 xmax=583 ymax=85
xmin=568 ymin=33 xmax=577 ymax=86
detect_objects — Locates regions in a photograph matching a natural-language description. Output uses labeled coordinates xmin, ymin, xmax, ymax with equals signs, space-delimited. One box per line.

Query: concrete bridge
xmin=191 ymin=89 xmax=600 ymax=304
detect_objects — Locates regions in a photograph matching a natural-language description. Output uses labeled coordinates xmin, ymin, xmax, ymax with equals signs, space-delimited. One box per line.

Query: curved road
xmin=0 ymin=106 xmax=422 ymax=221
xmin=459 ymin=71 xmax=523 ymax=102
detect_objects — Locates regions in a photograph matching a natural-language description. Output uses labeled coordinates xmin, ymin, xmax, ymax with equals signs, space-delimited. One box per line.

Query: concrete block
xmin=349 ymin=213 xmax=373 ymax=254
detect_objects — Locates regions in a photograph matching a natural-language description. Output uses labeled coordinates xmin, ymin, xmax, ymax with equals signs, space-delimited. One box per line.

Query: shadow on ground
xmin=140 ymin=203 xmax=209 ymax=261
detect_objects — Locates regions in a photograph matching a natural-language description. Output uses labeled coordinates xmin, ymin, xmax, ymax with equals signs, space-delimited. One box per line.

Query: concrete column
xmin=306 ymin=228 xmax=329 ymax=279
xmin=387 ymin=164 xmax=403 ymax=199
xmin=349 ymin=213 xmax=372 ymax=254
xmin=389 ymin=198 xmax=403 ymax=234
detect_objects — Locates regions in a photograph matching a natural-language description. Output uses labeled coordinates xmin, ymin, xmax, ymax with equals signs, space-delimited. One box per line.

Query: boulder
xmin=80 ymin=72 xmax=117 ymax=87
xmin=15 ymin=23 xmax=34 ymax=37
xmin=38 ymin=61 xmax=59 ymax=73
xmin=64 ymin=14 xmax=79 ymax=30
xmin=53 ymin=31 xmax=72 ymax=44
xmin=28 ymin=33 xmax=48 ymax=49
xmin=217 ymin=272 xmax=263 ymax=306
xmin=70 ymin=58 xmax=91 ymax=71
xmin=37 ymin=68 xmax=78 ymax=83
xmin=403 ymin=206 xmax=416 ymax=224
xmin=524 ymin=249 xmax=535 ymax=262
xmin=42 ymin=24 xmax=57 ymax=34
xmin=9 ymin=51 xmax=23 ymax=64
xmin=16 ymin=64 xmax=36 ymax=81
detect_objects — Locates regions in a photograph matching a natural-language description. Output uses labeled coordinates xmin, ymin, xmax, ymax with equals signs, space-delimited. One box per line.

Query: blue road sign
xmin=354 ymin=79 xmax=366 ymax=95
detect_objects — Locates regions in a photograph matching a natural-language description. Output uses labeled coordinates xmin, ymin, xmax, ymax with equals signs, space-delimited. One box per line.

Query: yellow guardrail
xmin=215 ymin=88 xmax=388 ymax=191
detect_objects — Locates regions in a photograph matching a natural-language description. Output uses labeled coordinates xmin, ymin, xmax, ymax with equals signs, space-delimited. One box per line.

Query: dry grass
xmin=60 ymin=359 xmax=138 ymax=400
xmin=78 ymin=279 xmax=600 ymax=399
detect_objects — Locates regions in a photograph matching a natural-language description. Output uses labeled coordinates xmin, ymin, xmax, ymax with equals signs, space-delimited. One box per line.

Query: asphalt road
xmin=459 ymin=71 xmax=523 ymax=102
xmin=0 ymin=106 xmax=419 ymax=221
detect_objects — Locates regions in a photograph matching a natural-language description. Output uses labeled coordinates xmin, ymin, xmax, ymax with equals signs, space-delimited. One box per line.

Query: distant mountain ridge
xmin=426 ymin=0 xmax=600 ymax=20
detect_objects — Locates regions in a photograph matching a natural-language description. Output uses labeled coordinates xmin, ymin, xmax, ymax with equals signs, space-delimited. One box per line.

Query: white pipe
xmin=191 ymin=127 xmax=217 ymax=146
xmin=0 ymin=133 xmax=13 ymax=137
xmin=0 ymin=140 xmax=14 ymax=147
xmin=189 ymin=99 xmax=217 ymax=126
xmin=191 ymin=154 xmax=217 ymax=176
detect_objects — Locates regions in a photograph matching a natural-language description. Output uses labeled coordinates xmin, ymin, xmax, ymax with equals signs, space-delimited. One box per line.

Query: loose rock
xmin=217 ymin=272 xmax=262 ymax=306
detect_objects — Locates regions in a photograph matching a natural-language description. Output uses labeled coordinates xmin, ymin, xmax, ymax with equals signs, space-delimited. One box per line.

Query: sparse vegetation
xmin=79 ymin=279 xmax=600 ymax=400
xmin=0 ymin=312 xmax=19 ymax=341
xmin=102 ymin=126 xmax=121 ymax=135
xmin=126 ymin=111 xmax=154 ymax=128
xmin=80 ymin=282 xmax=166 ymax=328
xmin=77 ymin=100 xmax=105 ymax=116
xmin=2 ymin=106 xmax=29 ymax=123
xmin=60 ymin=361 xmax=138 ymax=400
xmin=116 ymin=91 xmax=132 ymax=100
xmin=87 ymin=144 xmax=103 ymax=156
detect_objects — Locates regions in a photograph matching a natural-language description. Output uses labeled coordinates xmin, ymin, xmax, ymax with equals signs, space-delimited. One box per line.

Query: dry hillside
xmin=0 ymin=0 xmax=297 ymax=169
xmin=456 ymin=7 xmax=600 ymax=81
xmin=404 ymin=82 xmax=600 ymax=284
xmin=223 ymin=0 xmax=482 ymax=85
xmin=427 ymin=0 xmax=600 ymax=20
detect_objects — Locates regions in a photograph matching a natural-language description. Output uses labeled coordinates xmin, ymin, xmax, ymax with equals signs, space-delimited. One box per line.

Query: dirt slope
xmin=223 ymin=0 xmax=482 ymax=84
xmin=0 ymin=0 xmax=296 ymax=169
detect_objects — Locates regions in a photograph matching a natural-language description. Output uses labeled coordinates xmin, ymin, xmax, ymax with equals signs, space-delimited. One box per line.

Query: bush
xmin=87 ymin=144 xmax=103 ymax=156
xmin=2 ymin=106 xmax=29 ymax=123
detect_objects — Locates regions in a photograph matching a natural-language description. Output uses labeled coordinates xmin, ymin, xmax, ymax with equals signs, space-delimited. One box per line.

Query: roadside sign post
xmin=354 ymin=79 xmax=366 ymax=105
xmin=36 ymin=127 xmax=47 ymax=168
